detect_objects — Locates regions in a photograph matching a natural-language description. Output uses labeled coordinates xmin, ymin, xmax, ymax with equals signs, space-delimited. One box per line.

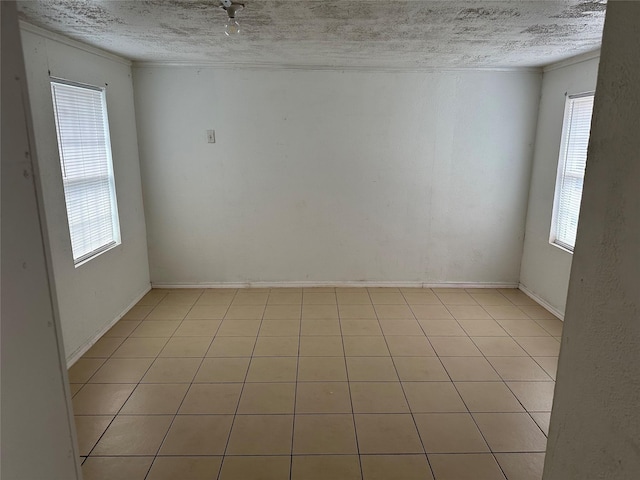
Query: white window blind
xmin=550 ymin=93 xmax=594 ymax=252
xmin=51 ymin=80 xmax=121 ymax=265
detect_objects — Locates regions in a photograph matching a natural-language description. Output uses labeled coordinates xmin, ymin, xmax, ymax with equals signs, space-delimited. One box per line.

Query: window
xmin=550 ymin=92 xmax=594 ymax=252
xmin=51 ymin=79 xmax=121 ymax=265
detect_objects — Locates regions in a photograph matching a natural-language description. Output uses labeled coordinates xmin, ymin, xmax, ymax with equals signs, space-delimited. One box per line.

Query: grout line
xmin=288 ymin=288 xmax=304 ymax=480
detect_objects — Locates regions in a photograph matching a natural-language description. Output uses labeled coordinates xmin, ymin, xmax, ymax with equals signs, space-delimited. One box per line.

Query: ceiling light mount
xmin=219 ymin=0 xmax=244 ymax=36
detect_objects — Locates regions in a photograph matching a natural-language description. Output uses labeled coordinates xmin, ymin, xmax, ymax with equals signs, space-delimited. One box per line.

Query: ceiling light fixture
xmin=219 ymin=0 xmax=245 ymax=36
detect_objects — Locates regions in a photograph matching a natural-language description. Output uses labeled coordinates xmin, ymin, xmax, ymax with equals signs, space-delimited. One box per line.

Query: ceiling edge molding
xmin=132 ymin=60 xmax=542 ymax=74
xmin=543 ymin=49 xmax=601 ymax=73
xmin=18 ymin=21 xmax=132 ymax=67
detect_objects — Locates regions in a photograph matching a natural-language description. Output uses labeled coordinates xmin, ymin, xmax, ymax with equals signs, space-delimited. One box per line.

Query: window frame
xmin=50 ymin=77 xmax=121 ymax=266
xmin=549 ymin=91 xmax=595 ymax=253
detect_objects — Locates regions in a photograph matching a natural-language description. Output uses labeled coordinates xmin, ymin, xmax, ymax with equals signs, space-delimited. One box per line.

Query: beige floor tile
xmin=487 ymin=357 xmax=552 ymax=381
xmin=173 ymin=320 xmax=221 ymax=336
xmin=470 ymin=293 xmax=513 ymax=306
xmin=159 ymin=336 xmax=212 ymax=357
xmin=533 ymin=357 xmax=558 ymax=380
xmin=418 ymin=320 xmax=467 ymax=336
xmin=428 ymin=453 xmax=506 ymax=480
xmin=226 ymin=414 xmax=293 ymax=455
xmin=429 ymin=337 xmax=482 ymax=356
xmin=295 ymin=382 xmax=352 ymax=413
xmin=361 ymin=454 xmax=434 ymax=480
xmin=458 ymin=320 xmax=508 ymax=337
xmin=224 ymin=305 xmax=265 ymax=320
xmin=72 ymin=384 xmax=136 ymax=415
xmin=130 ymin=320 xmax=181 ymax=337
xmin=254 ymin=336 xmax=299 ymax=356
xmin=394 ymin=357 xmax=450 ymax=381
xmin=158 ymin=291 xmax=202 ymax=306
xmin=370 ymin=291 xmax=407 ymax=305
xmin=291 ymin=455 xmax=361 ymax=480
xmin=299 ymin=336 xmax=344 ymax=356
xmin=93 ymin=415 xmax=173 ymax=455
xmin=404 ymin=292 xmax=442 ymax=305
xmin=411 ymin=304 xmax=454 ymax=320
xmin=339 ymin=304 xmax=377 ymax=319
xmin=495 ymin=453 xmax=545 ymax=480
xmin=147 ymin=456 xmax=222 ymax=480
xmin=112 ymin=337 xmax=168 ymax=358
xmin=268 ymin=292 xmax=303 ymax=305
xmin=89 ymin=358 xmax=153 ymax=383
xmin=534 ymin=318 xmax=564 ymax=336
xmin=104 ymin=320 xmax=141 ymax=337
xmin=343 ymin=336 xmax=390 ymax=356
xmin=263 ymin=304 xmax=302 ymax=320
xmin=520 ymin=305 xmax=557 ymax=320
xmin=440 ymin=357 xmax=501 ymax=381
xmin=303 ymin=292 xmax=337 ymax=304
xmin=122 ymin=305 xmax=154 ymax=320
xmin=514 ymin=337 xmax=561 ymax=357
xmin=472 ymin=413 xmax=548 ymax=452
xmin=219 ymin=456 xmax=290 ymax=480
xmin=472 ymin=337 xmax=528 ymax=357
xmin=70 ymin=384 xmax=84 ymax=396
xmin=386 ymin=336 xmax=436 ymax=356
xmin=337 ymin=292 xmax=372 ymax=305
xmin=68 ymin=358 xmax=106 ymax=383
xmin=350 ymin=382 xmax=409 ymax=413
xmin=300 ymin=319 xmax=341 ymax=336
xmin=121 ymin=383 xmax=189 ymax=414
xmin=185 ymin=305 xmax=228 ymax=319
xmin=529 ymin=412 xmax=551 ymax=435
xmin=506 ymin=382 xmax=555 ymax=412
xmin=194 ymin=357 xmax=250 ymax=382
xmin=141 ymin=358 xmax=201 ymax=383
xmin=217 ymin=320 xmax=262 ymax=336
xmin=146 ymin=305 xmax=191 ymax=321
xmin=447 ymin=305 xmax=492 ymax=320
xmin=259 ymin=319 xmax=300 ymax=336
xmin=293 ymin=414 xmax=357 ymax=454
xmin=414 ymin=413 xmax=489 ymax=453
xmin=297 ymin=357 xmax=348 ymax=381
xmin=302 ymin=304 xmax=339 ymax=319
xmin=355 ymin=413 xmax=423 ymax=454
xmin=231 ymin=292 xmax=269 ymax=306
xmin=380 ymin=319 xmax=424 ymax=336
xmin=499 ymin=290 xmax=537 ymax=306
xmin=246 ymin=357 xmax=298 ymax=382
xmin=403 ymin=382 xmax=467 ymax=413
xmin=206 ymin=336 xmax=256 ymax=357
xmin=340 ymin=319 xmax=383 ymax=336
xmin=455 ymin=382 xmax=524 ymax=412
xmin=375 ymin=304 xmax=415 ymax=319
xmin=83 ymin=337 xmax=125 ymax=358
xmin=496 ymin=319 xmax=551 ymax=337
xmin=82 ymin=456 xmax=153 ymax=480
xmin=237 ymin=382 xmax=295 ymax=413
xmin=436 ymin=292 xmax=478 ymax=305
xmin=159 ymin=415 xmax=234 ymax=455
xmin=484 ymin=306 xmax=529 ymax=320
xmin=74 ymin=415 xmax=114 ymax=455
xmin=346 ymin=357 xmax=399 ymax=381
xmin=137 ymin=289 xmax=168 ymax=306
xmin=179 ymin=383 xmax=242 ymax=414
xmin=196 ymin=292 xmax=235 ymax=306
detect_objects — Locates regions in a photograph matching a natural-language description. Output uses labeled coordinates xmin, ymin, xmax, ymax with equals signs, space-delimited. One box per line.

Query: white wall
xmin=20 ymin=25 xmax=151 ymax=362
xmin=544 ymin=2 xmax=640 ymax=479
xmin=134 ymin=67 xmax=541 ymax=286
xmin=1 ymin=3 xmax=80 ymax=478
xmin=519 ymin=54 xmax=600 ymax=316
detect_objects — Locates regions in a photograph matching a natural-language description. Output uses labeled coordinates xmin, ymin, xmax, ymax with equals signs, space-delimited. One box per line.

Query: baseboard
xmin=518 ymin=283 xmax=565 ymax=321
xmin=151 ymin=281 xmax=520 ymax=289
xmin=66 ymin=284 xmax=152 ymax=367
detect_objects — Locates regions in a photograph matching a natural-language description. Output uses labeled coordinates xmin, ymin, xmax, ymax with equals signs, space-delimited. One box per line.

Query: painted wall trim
xmin=543 ymin=49 xmax=601 ymax=73
xmin=152 ymin=281 xmax=520 ymax=289
xmin=133 ymin=60 xmax=541 ymax=74
xmin=18 ymin=21 xmax=132 ymax=67
xmin=518 ymin=283 xmax=565 ymax=320
xmin=65 ymin=284 xmax=151 ymax=367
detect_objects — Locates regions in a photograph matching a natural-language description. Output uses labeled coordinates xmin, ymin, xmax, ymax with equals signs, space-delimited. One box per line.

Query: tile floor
xmin=69 ymin=287 xmax=561 ymax=480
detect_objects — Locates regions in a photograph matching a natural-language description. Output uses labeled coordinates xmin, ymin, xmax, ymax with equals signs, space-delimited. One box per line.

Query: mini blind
xmin=551 ymin=93 xmax=594 ymax=252
xmin=51 ymin=80 xmax=120 ymax=265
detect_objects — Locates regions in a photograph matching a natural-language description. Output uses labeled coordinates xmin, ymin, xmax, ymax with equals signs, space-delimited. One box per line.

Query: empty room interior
xmin=3 ymin=1 xmax=639 ymax=480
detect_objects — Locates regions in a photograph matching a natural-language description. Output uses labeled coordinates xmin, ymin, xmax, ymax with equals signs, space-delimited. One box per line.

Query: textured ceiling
xmin=17 ymin=0 xmax=606 ymax=68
